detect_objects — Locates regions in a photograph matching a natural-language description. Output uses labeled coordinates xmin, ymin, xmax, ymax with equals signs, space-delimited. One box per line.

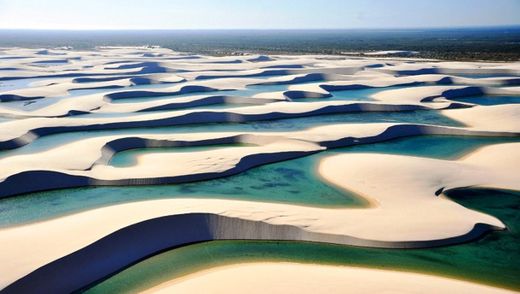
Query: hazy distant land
xmin=1 ymin=27 xmax=519 ymax=61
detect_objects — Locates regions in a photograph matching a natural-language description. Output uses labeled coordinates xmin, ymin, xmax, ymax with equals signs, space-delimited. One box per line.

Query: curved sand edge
xmin=442 ymin=104 xmax=520 ymax=132
xmin=0 ymin=213 xmax=502 ymax=293
xmin=1 ymin=143 xmax=517 ymax=291
xmin=2 ymin=47 xmax=519 ymax=294
xmin=143 ymin=262 xmax=516 ymax=294
xmin=1 ymin=122 xmax=517 ymax=198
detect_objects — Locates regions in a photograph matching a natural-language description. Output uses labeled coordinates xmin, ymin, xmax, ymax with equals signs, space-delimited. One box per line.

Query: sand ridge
xmin=0 ymin=46 xmax=519 ymax=293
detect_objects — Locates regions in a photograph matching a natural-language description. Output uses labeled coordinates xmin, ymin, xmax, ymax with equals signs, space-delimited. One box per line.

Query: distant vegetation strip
xmin=0 ymin=27 xmax=519 ymax=61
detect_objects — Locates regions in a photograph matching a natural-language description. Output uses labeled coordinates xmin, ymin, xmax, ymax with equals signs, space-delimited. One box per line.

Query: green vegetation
xmin=1 ymin=27 xmax=520 ymax=61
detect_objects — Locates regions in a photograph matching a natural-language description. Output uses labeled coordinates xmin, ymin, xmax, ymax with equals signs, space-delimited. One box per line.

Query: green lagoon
xmin=86 ymin=187 xmax=520 ymax=293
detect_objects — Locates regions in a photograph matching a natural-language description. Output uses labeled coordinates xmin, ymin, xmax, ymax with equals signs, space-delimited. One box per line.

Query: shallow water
xmin=0 ymin=116 xmax=11 ymax=123
xmin=109 ymin=144 xmax=252 ymax=167
xmin=4 ymin=88 xmax=114 ymax=111
xmin=234 ymin=84 xmax=292 ymax=96
xmin=454 ymin=73 xmax=520 ymax=79
xmin=109 ymin=84 xmax=290 ymax=104
xmin=85 ymin=187 xmax=520 ymax=293
xmin=332 ymin=135 xmax=520 ymax=159
xmin=0 ymin=108 xmax=462 ymax=159
xmin=326 ymin=87 xmax=393 ymax=101
xmin=2 ymin=45 xmax=519 ymax=294
xmin=449 ymin=95 xmax=520 ymax=106
xmin=2 ymin=81 xmax=186 ymax=111
xmin=0 ymin=77 xmax=56 ymax=92
xmin=106 ymin=82 xmax=396 ymax=105
xmin=0 ymin=150 xmax=360 ymax=227
xmin=0 ymin=135 xmax=517 ymax=227
xmin=32 ymin=60 xmax=69 ymax=67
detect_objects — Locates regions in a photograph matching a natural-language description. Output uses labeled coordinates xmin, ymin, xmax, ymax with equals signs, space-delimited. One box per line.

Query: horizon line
xmin=1 ymin=24 xmax=520 ymax=32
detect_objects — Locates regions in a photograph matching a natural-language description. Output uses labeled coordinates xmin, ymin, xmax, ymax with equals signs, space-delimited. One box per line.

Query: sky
xmin=0 ymin=0 xmax=519 ymax=30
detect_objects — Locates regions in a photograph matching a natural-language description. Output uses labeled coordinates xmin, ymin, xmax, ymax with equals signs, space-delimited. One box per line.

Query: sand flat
xmin=143 ymin=262 xmax=516 ymax=294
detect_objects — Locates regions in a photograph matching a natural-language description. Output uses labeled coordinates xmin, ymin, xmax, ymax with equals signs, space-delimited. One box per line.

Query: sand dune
xmin=1 ymin=143 xmax=518 ymax=291
xmin=145 ymin=262 xmax=515 ymax=294
xmin=0 ymin=46 xmax=518 ymax=293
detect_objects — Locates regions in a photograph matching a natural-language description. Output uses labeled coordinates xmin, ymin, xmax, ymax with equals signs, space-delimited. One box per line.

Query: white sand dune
xmin=0 ymin=46 xmax=518 ymax=293
xmin=0 ymin=122 xmax=516 ymax=198
xmin=443 ymin=104 xmax=520 ymax=132
xmin=145 ymin=262 xmax=515 ymax=294
xmin=1 ymin=143 xmax=518 ymax=292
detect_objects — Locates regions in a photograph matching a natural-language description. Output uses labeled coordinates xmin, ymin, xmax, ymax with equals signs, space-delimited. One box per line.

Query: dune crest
xmin=0 ymin=46 xmax=519 ymax=293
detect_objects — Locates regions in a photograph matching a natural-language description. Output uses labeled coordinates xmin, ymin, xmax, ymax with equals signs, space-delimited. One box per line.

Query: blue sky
xmin=0 ymin=0 xmax=519 ymax=30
